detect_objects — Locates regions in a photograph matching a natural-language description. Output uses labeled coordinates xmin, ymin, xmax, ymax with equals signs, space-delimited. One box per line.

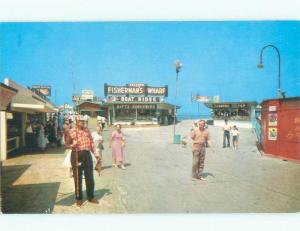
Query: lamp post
xmin=257 ymin=44 xmax=281 ymax=98
xmin=173 ymin=60 xmax=182 ymax=143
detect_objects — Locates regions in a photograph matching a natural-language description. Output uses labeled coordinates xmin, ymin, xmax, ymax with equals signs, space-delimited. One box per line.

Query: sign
xmin=195 ymin=95 xmax=210 ymax=102
xmin=6 ymin=112 xmax=13 ymax=119
xmin=269 ymin=106 xmax=277 ymax=112
xmin=104 ymin=84 xmax=168 ymax=97
xmin=108 ymin=96 xmax=162 ymax=103
xmin=81 ymin=90 xmax=94 ymax=100
xmin=72 ymin=95 xmax=81 ymax=102
xmin=32 ymin=85 xmax=51 ymax=96
xmin=115 ymin=104 xmax=156 ymax=110
xmin=268 ymin=113 xmax=278 ymax=126
xmin=268 ymin=127 xmax=278 ymax=140
xmin=213 ymin=96 xmax=220 ymax=103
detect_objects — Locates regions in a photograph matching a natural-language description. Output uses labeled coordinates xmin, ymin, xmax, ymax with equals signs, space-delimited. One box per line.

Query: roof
xmin=261 ymin=96 xmax=300 ymax=103
xmin=4 ymin=78 xmax=57 ymax=113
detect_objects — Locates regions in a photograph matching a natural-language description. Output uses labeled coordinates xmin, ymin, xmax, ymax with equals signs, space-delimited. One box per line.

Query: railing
xmin=7 ymin=136 xmax=20 ymax=153
xmin=252 ymin=117 xmax=261 ymax=143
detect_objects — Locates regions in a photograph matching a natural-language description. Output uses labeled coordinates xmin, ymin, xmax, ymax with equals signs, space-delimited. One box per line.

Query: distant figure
xmin=25 ymin=120 xmax=34 ymax=152
xmin=190 ymin=120 xmax=215 ymax=181
xmin=37 ymin=123 xmax=47 ymax=152
xmin=83 ymin=114 xmax=90 ymax=127
xmin=92 ymin=126 xmax=104 ymax=175
xmin=46 ymin=120 xmax=56 ymax=147
xmin=231 ymin=125 xmax=240 ymax=150
xmin=109 ymin=124 xmax=126 ymax=169
xmin=223 ymin=120 xmax=231 ymax=148
xmin=101 ymin=116 xmax=106 ymax=129
xmin=96 ymin=115 xmax=102 ymax=128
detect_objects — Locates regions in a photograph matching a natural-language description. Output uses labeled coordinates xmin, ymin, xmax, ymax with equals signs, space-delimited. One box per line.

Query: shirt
xmin=92 ymin=131 xmax=103 ymax=150
xmin=223 ymin=124 xmax=231 ymax=131
xmin=190 ymin=128 xmax=210 ymax=151
xmin=232 ymin=130 xmax=240 ymax=136
xmin=66 ymin=127 xmax=94 ymax=152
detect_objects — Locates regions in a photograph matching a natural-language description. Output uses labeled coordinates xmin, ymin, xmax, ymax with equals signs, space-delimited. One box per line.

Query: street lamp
xmin=173 ymin=59 xmax=182 ymax=143
xmin=257 ymin=44 xmax=281 ymax=98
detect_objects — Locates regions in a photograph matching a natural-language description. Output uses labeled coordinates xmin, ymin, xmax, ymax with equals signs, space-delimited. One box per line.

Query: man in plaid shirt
xmin=65 ymin=115 xmax=99 ymax=207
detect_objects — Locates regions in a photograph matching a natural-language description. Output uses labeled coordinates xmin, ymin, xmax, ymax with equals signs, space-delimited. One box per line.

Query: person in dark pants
xmin=65 ymin=115 xmax=99 ymax=207
xmin=223 ymin=120 xmax=231 ymax=148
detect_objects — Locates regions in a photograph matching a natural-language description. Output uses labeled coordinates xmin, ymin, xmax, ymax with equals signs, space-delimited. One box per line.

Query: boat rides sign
xmin=104 ymin=83 xmax=168 ymax=97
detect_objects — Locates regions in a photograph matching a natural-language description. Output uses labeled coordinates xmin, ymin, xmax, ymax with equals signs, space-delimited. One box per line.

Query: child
xmin=231 ymin=125 xmax=240 ymax=150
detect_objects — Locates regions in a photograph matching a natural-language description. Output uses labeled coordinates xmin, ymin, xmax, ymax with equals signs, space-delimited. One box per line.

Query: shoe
xmin=199 ymin=177 xmax=207 ymax=181
xmin=192 ymin=176 xmax=200 ymax=181
xmin=88 ymin=198 xmax=99 ymax=204
xmin=112 ymin=164 xmax=117 ymax=168
xmin=76 ymin=200 xmax=82 ymax=207
xmin=120 ymin=164 xmax=126 ymax=170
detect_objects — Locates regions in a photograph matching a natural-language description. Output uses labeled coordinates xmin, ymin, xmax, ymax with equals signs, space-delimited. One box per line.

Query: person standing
xmin=101 ymin=116 xmax=106 ymax=130
xmin=92 ymin=126 xmax=104 ymax=175
xmin=25 ymin=120 xmax=34 ymax=152
xmin=83 ymin=114 xmax=90 ymax=128
xmin=190 ymin=120 xmax=215 ymax=180
xmin=231 ymin=125 xmax=240 ymax=150
xmin=37 ymin=123 xmax=47 ymax=152
xmin=65 ymin=115 xmax=99 ymax=207
xmin=109 ymin=124 xmax=126 ymax=169
xmin=223 ymin=120 xmax=231 ymax=148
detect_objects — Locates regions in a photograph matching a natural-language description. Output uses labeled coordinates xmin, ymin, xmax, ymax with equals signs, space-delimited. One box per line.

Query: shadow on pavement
xmin=202 ymin=172 xmax=215 ymax=178
xmin=1 ymin=164 xmax=31 ymax=187
xmin=55 ymin=188 xmax=112 ymax=206
xmin=101 ymin=163 xmax=132 ymax=171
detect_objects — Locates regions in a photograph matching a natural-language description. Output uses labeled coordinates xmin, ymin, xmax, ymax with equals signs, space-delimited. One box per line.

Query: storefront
xmin=1 ymin=78 xmax=57 ymax=160
xmin=76 ymin=101 xmax=108 ymax=118
xmin=205 ymin=101 xmax=258 ymax=121
xmin=104 ymin=83 xmax=176 ymax=125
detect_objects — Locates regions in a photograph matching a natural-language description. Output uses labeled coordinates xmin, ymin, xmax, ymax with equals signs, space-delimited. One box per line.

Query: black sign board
xmin=32 ymin=85 xmax=51 ymax=96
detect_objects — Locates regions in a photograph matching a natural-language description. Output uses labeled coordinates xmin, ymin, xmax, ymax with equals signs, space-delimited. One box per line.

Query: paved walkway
xmin=1 ymin=120 xmax=300 ymax=213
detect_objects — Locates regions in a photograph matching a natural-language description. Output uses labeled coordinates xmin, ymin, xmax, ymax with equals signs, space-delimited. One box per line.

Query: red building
xmin=260 ymin=97 xmax=300 ymax=163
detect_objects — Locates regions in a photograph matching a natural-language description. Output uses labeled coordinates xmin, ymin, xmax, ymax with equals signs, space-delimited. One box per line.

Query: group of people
xmin=223 ymin=120 xmax=240 ymax=150
xmin=25 ymin=118 xmax=60 ymax=152
xmin=62 ymin=115 xmax=125 ymax=207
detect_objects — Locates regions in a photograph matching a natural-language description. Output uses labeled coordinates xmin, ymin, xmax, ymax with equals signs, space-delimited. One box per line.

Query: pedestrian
xmin=37 ymin=123 xmax=47 ymax=152
xmin=109 ymin=124 xmax=126 ymax=169
xmin=92 ymin=126 xmax=104 ymax=175
xmin=231 ymin=125 xmax=240 ymax=150
xmin=47 ymin=119 xmax=56 ymax=147
xmin=190 ymin=120 xmax=215 ymax=181
xmin=65 ymin=115 xmax=99 ymax=207
xmin=101 ymin=116 xmax=106 ymax=130
xmin=25 ymin=120 xmax=34 ymax=152
xmin=62 ymin=120 xmax=73 ymax=177
xmin=223 ymin=119 xmax=231 ymax=148
xmin=83 ymin=114 xmax=90 ymax=128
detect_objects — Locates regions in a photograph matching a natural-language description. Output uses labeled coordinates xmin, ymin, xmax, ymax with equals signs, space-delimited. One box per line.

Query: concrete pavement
xmin=1 ymin=120 xmax=300 ymax=213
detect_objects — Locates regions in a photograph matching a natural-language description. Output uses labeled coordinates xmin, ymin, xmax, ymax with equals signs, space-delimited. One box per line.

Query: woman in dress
xmin=109 ymin=124 xmax=126 ymax=169
xmin=37 ymin=123 xmax=47 ymax=152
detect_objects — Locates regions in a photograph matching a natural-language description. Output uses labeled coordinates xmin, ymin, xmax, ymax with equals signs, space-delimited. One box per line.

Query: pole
xmin=259 ymin=44 xmax=281 ymax=98
xmin=173 ymin=72 xmax=178 ymax=138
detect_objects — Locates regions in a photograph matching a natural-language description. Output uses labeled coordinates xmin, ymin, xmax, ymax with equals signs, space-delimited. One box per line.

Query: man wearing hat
xmin=65 ymin=115 xmax=99 ymax=207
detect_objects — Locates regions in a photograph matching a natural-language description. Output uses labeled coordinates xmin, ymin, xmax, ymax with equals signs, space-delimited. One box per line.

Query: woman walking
xmin=109 ymin=124 xmax=126 ymax=169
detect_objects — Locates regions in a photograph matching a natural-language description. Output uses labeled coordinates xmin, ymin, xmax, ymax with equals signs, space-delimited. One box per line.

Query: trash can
xmin=173 ymin=134 xmax=181 ymax=144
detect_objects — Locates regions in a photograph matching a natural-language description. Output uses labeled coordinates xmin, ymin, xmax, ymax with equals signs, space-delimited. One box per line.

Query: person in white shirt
xmin=231 ymin=125 xmax=240 ymax=150
xmin=92 ymin=126 xmax=104 ymax=175
xmin=101 ymin=116 xmax=106 ymax=129
xmin=83 ymin=114 xmax=90 ymax=127
xmin=223 ymin=120 xmax=231 ymax=148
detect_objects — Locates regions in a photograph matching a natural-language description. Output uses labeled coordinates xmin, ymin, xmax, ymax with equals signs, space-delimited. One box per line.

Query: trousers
xmin=192 ymin=147 xmax=206 ymax=178
xmin=71 ymin=150 xmax=95 ymax=200
xmin=223 ymin=131 xmax=230 ymax=147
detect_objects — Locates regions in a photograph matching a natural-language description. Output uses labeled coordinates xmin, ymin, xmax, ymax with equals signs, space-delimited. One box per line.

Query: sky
xmin=0 ymin=21 xmax=299 ymax=115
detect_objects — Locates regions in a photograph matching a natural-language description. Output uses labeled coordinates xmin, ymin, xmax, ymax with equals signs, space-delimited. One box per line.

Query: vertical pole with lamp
xmin=173 ymin=60 xmax=182 ymax=144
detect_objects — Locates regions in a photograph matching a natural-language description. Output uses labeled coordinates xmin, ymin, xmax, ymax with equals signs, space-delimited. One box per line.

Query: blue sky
xmin=0 ymin=21 xmax=299 ymax=115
